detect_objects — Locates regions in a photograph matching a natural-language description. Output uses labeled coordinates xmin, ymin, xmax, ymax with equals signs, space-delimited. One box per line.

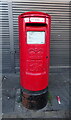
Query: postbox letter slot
xmin=26 ymin=23 xmax=46 ymax=26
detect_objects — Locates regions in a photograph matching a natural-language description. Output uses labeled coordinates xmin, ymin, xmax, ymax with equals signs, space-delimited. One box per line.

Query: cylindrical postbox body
xmin=18 ymin=11 xmax=51 ymax=109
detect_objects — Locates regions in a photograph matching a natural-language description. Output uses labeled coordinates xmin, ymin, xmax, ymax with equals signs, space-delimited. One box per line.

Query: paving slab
xmin=2 ymin=72 xmax=69 ymax=118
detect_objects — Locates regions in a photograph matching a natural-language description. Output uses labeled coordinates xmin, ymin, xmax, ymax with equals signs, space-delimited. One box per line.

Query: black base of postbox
xmin=21 ymin=87 xmax=48 ymax=110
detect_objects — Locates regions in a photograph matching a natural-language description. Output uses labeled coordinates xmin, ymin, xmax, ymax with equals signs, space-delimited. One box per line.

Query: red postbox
xmin=18 ymin=11 xmax=51 ymax=109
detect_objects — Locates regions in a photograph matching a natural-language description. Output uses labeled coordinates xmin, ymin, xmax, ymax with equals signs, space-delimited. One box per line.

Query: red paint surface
xmin=18 ymin=11 xmax=51 ymax=91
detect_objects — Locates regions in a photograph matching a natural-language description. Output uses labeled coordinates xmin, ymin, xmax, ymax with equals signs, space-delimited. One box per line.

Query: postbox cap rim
xmin=18 ymin=11 xmax=51 ymax=18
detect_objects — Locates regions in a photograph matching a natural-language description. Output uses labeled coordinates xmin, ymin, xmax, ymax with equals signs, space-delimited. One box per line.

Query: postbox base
xmin=21 ymin=87 xmax=48 ymax=110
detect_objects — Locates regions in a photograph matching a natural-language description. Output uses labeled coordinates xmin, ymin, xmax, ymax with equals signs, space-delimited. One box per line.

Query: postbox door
xmin=20 ymin=24 xmax=49 ymax=91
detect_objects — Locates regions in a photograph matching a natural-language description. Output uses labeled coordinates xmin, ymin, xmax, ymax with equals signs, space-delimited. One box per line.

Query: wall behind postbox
xmin=1 ymin=0 xmax=69 ymax=73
